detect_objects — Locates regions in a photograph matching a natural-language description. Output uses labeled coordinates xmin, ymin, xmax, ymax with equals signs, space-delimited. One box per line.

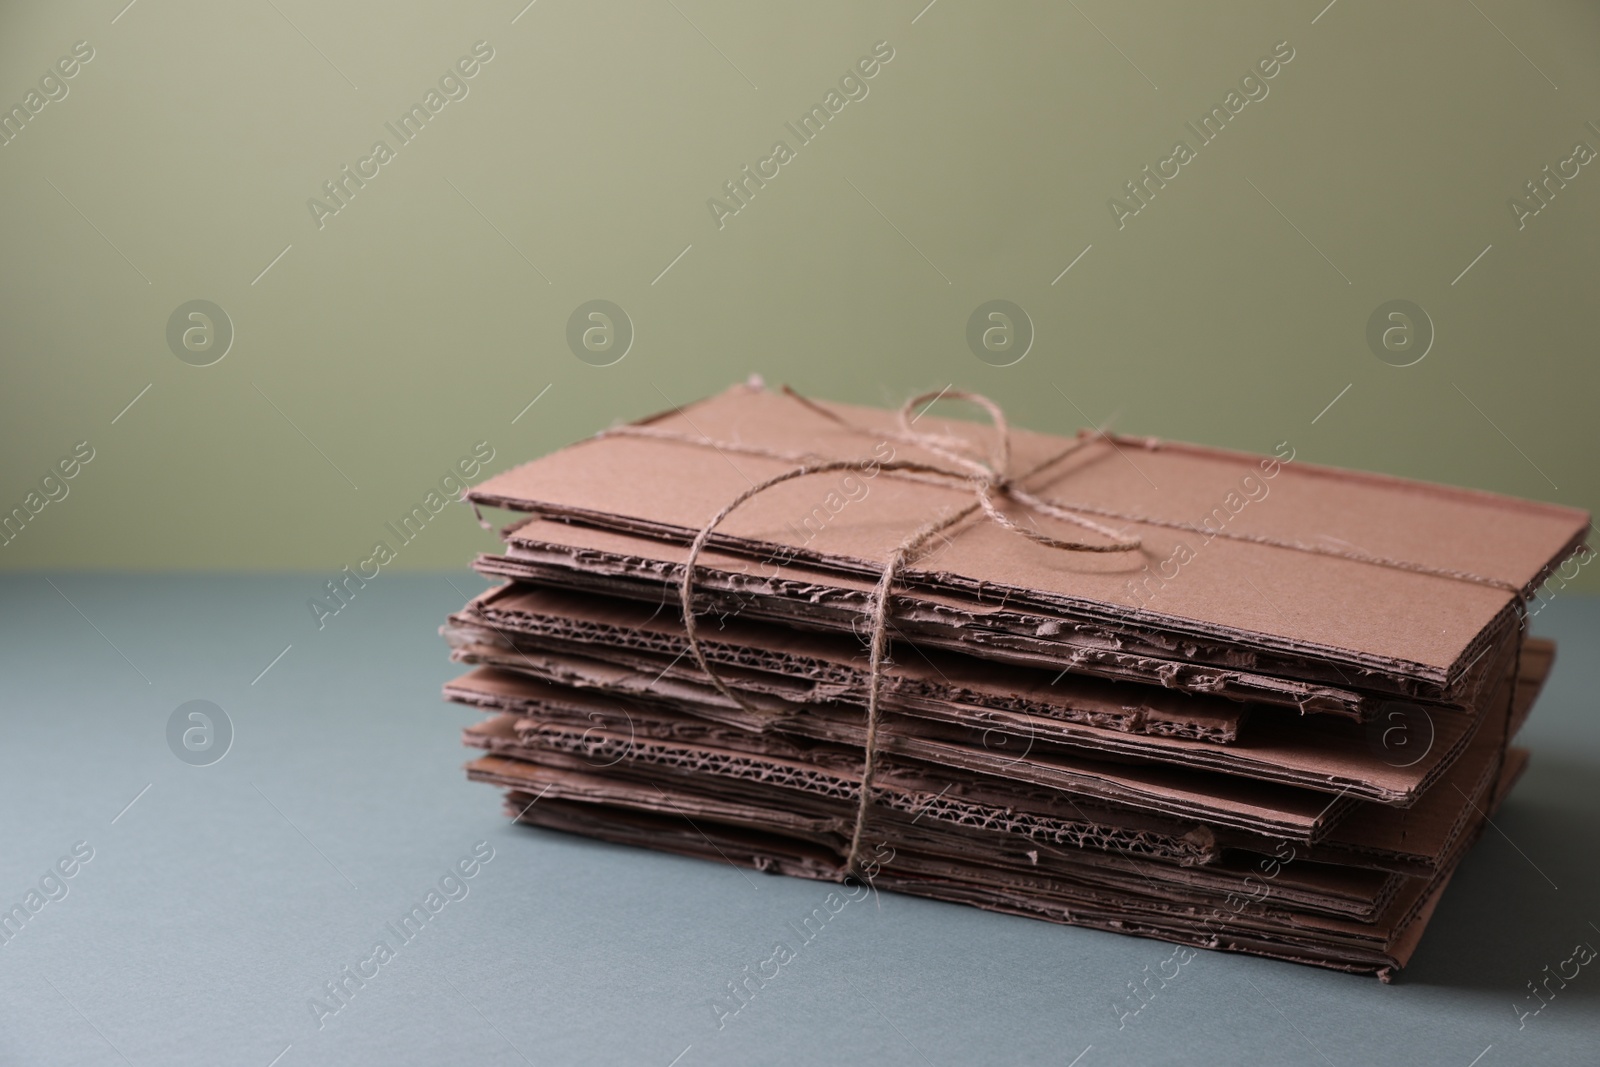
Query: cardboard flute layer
xmin=476 ymin=546 xmax=1373 ymax=717
xmin=464 ymin=747 xmax=1398 ymax=924
xmin=466 ymin=706 xmax=1525 ymax=978
xmin=452 ymin=646 xmax=1521 ymax=875
xmin=444 ymin=584 xmax=1511 ymax=805
xmin=449 ymin=618 xmax=1538 ymax=884
xmin=445 ymin=667 xmax=1357 ymax=840
xmin=1226 ymin=660 xmax=1523 ymax=876
xmin=466 ymin=383 xmax=1588 ymax=697
xmin=455 ymin=581 xmax=1245 ymax=741
xmin=446 ymin=632 xmax=1473 ymax=806
xmin=478 ymin=517 xmax=1521 ymax=718
xmin=495 ymin=793 xmax=1407 ymax=974
xmin=473 ymin=762 xmax=1502 ymax=978
xmin=445 ymin=603 xmax=1248 ymax=750
xmin=463 ymin=716 xmax=1225 ymax=868
xmin=448 ymin=631 xmax=1529 ymax=885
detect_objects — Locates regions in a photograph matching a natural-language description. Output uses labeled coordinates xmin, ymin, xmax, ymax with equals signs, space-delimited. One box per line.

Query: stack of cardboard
xmin=442 ymin=382 xmax=1587 ymax=977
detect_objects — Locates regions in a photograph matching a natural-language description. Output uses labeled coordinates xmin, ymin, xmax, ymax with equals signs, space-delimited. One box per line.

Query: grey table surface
xmin=1 ymin=573 xmax=1596 ymax=1066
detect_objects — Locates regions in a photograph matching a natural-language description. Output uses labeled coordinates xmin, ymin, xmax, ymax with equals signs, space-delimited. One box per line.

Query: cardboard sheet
xmin=478 ymin=517 xmax=1519 ymax=716
xmin=444 ymin=666 xmax=1357 ymax=841
xmin=445 ymin=584 xmax=1513 ymax=805
xmin=468 ymin=384 xmax=1587 ymax=689
xmin=466 ymin=762 xmax=1484 ymax=977
xmin=457 ymin=582 xmax=1244 ymax=741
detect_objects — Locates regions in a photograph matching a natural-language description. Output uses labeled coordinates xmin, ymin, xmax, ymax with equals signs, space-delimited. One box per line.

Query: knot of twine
xmin=597 ymin=386 xmax=1528 ymax=881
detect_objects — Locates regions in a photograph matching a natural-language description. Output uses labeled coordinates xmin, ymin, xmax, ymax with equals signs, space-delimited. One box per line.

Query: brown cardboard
xmin=478 ymin=517 xmax=1517 ymax=716
xmin=437 ymin=382 xmax=1568 ymax=977
xmin=461 ymin=714 xmax=1225 ymax=868
xmin=456 ymin=581 xmax=1244 ymax=741
xmin=465 ymin=678 xmax=1528 ymax=978
xmin=468 ymin=384 xmax=1588 ymax=689
xmin=1272 ymin=653 xmax=1535 ymax=875
xmin=445 ymin=583 xmax=1503 ymax=805
xmin=463 ymin=746 xmax=1396 ymax=923
xmin=466 ymin=757 xmax=1472 ymax=976
xmin=445 ymin=666 xmax=1355 ymax=840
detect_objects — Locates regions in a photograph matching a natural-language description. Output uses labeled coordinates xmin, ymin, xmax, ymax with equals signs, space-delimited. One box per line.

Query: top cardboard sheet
xmin=468 ymin=383 xmax=1588 ymax=686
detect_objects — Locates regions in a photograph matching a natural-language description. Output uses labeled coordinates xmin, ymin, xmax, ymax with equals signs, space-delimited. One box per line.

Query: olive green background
xmin=1 ymin=0 xmax=1595 ymax=584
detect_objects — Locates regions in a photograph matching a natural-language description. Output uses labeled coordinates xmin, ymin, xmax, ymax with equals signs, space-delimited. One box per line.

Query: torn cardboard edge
xmin=446 ymin=631 xmax=1485 ymax=809
xmin=460 ymin=580 xmax=1246 ymax=739
xmin=445 ymin=665 xmax=1350 ymax=840
xmin=479 ymin=516 xmax=1524 ymax=716
xmin=472 ymin=751 xmax=1507 ymax=978
xmin=464 ymin=748 xmax=1397 ymax=924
